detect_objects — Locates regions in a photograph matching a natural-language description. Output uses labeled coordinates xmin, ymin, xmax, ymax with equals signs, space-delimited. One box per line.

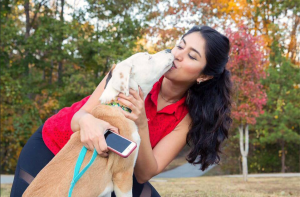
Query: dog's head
xmin=100 ymin=49 xmax=174 ymax=104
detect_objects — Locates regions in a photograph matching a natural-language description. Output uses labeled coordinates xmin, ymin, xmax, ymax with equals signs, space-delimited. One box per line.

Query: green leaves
xmin=1 ymin=0 xmax=149 ymax=173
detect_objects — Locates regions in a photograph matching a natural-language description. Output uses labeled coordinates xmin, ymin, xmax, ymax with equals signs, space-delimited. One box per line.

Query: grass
xmin=1 ymin=184 xmax=12 ymax=197
xmin=2 ymin=176 xmax=299 ymax=197
xmin=150 ymin=176 xmax=300 ymax=197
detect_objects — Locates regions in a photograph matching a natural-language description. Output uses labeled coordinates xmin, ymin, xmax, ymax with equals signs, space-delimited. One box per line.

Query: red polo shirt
xmin=145 ymin=76 xmax=189 ymax=148
xmin=42 ymin=76 xmax=189 ymax=155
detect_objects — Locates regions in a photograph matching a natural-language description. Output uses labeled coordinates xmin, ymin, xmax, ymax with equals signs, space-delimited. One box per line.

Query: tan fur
xmin=23 ymin=50 xmax=174 ymax=196
xmin=23 ymin=105 xmax=137 ymax=197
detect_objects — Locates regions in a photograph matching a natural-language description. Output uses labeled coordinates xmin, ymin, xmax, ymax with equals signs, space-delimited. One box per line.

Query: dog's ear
xmin=110 ymin=60 xmax=132 ymax=96
xmin=104 ymin=64 xmax=117 ymax=89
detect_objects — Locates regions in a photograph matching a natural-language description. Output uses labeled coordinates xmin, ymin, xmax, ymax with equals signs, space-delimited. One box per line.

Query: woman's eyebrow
xmin=182 ymin=38 xmax=202 ymax=58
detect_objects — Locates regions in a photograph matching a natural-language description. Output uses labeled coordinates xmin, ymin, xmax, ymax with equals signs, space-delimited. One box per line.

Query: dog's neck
xmin=100 ymin=75 xmax=154 ymax=106
xmin=105 ymin=102 xmax=132 ymax=113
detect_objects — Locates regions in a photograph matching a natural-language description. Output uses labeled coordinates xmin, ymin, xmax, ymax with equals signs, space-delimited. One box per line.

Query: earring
xmin=197 ymin=80 xmax=202 ymax=84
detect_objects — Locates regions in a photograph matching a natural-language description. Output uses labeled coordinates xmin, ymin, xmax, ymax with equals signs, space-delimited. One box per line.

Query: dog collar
xmin=105 ymin=102 xmax=132 ymax=113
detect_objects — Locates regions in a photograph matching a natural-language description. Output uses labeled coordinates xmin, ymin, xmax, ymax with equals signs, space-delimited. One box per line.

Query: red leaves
xmin=226 ymin=23 xmax=269 ymax=125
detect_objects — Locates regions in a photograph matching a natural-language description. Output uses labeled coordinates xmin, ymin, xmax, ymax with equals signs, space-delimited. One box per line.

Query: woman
xmin=10 ymin=25 xmax=233 ymax=197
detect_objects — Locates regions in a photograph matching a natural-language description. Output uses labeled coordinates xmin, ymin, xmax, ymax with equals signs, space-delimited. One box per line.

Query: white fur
xmin=99 ymin=50 xmax=174 ymax=196
xmin=98 ymin=181 xmax=114 ymax=197
xmin=100 ymin=80 xmax=122 ymax=104
xmin=100 ymin=50 xmax=174 ymax=103
xmin=113 ymin=185 xmax=132 ymax=197
xmin=131 ymin=124 xmax=141 ymax=167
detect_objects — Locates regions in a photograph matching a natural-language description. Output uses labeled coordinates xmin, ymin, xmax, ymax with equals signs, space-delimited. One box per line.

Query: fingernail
xmin=117 ymin=97 xmax=120 ymax=100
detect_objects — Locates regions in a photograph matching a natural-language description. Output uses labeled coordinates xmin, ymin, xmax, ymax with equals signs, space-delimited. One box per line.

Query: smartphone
xmin=104 ymin=130 xmax=137 ymax=158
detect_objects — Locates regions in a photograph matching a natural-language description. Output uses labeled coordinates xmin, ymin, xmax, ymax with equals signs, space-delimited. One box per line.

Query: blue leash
xmin=68 ymin=147 xmax=98 ymax=197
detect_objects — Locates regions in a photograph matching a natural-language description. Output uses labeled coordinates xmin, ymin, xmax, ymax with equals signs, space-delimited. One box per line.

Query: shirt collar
xmin=148 ymin=76 xmax=187 ymax=120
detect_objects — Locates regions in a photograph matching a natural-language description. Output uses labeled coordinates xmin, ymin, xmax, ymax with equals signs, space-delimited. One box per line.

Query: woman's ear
xmin=196 ymin=75 xmax=213 ymax=83
xmin=110 ymin=60 xmax=132 ymax=96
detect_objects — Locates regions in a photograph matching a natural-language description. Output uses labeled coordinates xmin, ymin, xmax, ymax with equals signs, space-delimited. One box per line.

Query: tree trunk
xmin=100 ymin=56 xmax=110 ymax=78
xmin=299 ymin=143 xmax=300 ymax=173
xmin=58 ymin=61 xmax=63 ymax=86
xmin=239 ymin=123 xmax=249 ymax=182
xmin=281 ymin=140 xmax=286 ymax=173
xmin=286 ymin=15 xmax=299 ymax=64
xmin=242 ymin=156 xmax=248 ymax=179
xmin=24 ymin=0 xmax=30 ymax=76
xmin=57 ymin=0 xmax=64 ymax=86
xmin=49 ymin=60 xmax=53 ymax=84
xmin=238 ymin=156 xmax=242 ymax=174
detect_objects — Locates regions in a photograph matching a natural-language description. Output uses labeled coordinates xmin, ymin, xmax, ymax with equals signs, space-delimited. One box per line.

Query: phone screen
xmin=104 ymin=130 xmax=131 ymax=153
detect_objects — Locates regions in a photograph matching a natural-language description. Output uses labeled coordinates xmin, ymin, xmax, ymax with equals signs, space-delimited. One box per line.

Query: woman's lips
xmin=171 ymin=62 xmax=177 ymax=69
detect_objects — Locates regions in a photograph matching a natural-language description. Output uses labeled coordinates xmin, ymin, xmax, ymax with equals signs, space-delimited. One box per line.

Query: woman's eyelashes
xmin=176 ymin=45 xmax=197 ymax=60
xmin=188 ymin=54 xmax=197 ymax=60
xmin=177 ymin=45 xmax=183 ymax=49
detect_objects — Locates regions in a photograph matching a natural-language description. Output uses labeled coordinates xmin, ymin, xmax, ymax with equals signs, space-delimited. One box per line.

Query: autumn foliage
xmin=226 ymin=24 xmax=268 ymax=125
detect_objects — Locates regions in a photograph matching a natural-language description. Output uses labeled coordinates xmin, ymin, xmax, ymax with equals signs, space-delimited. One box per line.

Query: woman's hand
xmin=117 ymin=86 xmax=148 ymax=129
xmin=78 ymin=113 xmax=119 ymax=157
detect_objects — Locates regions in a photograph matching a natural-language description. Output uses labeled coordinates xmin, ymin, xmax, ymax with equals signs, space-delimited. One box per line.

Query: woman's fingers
xmin=118 ymin=87 xmax=147 ymax=127
xmin=99 ymin=135 xmax=108 ymax=151
xmin=119 ymin=88 xmax=142 ymax=102
xmin=118 ymin=95 xmax=136 ymax=109
xmin=86 ymin=141 xmax=94 ymax=152
xmin=128 ymin=88 xmax=143 ymax=101
xmin=107 ymin=126 xmax=119 ymax=134
xmin=83 ymin=144 xmax=90 ymax=150
xmin=138 ymin=86 xmax=144 ymax=99
xmin=92 ymin=137 xmax=102 ymax=154
xmin=81 ymin=132 xmax=108 ymax=157
xmin=81 ymin=131 xmax=93 ymax=151
xmin=79 ymin=117 xmax=117 ymax=158
xmin=118 ymin=107 xmax=137 ymax=122
xmin=118 ymin=97 xmax=135 ymax=110
xmin=118 ymin=90 xmax=142 ymax=114
xmin=91 ymin=137 xmax=108 ymax=157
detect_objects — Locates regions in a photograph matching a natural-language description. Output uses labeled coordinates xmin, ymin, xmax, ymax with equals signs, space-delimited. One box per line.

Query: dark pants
xmin=10 ymin=124 xmax=160 ymax=197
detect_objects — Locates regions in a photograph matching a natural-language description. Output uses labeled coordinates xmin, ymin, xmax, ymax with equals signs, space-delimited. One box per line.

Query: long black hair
xmin=184 ymin=26 xmax=233 ymax=171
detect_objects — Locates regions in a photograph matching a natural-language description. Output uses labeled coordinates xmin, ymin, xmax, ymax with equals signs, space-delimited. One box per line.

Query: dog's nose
xmin=165 ymin=49 xmax=171 ymax=53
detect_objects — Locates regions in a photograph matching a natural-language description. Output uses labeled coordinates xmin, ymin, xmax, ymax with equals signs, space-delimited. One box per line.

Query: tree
xmin=255 ymin=41 xmax=300 ymax=173
xmin=213 ymin=0 xmax=300 ymax=66
xmin=0 ymin=0 xmax=154 ymax=173
xmin=227 ymin=24 xmax=268 ymax=181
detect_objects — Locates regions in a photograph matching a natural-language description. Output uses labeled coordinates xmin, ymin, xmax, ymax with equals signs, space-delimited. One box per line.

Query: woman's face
xmin=165 ymin=32 xmax=208 ymax=84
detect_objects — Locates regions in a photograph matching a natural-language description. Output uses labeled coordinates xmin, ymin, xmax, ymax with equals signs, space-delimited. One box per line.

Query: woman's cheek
xmin=185 ymin=63 xmax=202 ymax=74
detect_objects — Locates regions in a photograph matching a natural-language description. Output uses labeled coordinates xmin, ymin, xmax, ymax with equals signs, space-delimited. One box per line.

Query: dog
xmin=23 ymin=50 xmax=174 ymax=197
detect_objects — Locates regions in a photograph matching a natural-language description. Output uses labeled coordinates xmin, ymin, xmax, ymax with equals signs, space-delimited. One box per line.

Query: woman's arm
xmin=117 ymin=88 xmax=192 ymax=183
xmin=70 ymin=72 xmax=119 ymax=157
xmin=134 ymin=113 xmax=191 ymax=183
xmin=133 ymin=123 xmax=157 ymax=183
xmin=71 ymin=109 xmax=93 ymax=132
xmin=71 ymin=73 xmax=109 ymax=132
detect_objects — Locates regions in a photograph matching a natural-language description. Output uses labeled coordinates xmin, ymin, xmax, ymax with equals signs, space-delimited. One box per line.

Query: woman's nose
xmin=172 ymin=48 xmax=183 ymax=61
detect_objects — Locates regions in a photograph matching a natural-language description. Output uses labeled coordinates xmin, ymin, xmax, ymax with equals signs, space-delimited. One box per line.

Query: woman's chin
xmin=163 ymin=70 xmax=176 ymax=81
